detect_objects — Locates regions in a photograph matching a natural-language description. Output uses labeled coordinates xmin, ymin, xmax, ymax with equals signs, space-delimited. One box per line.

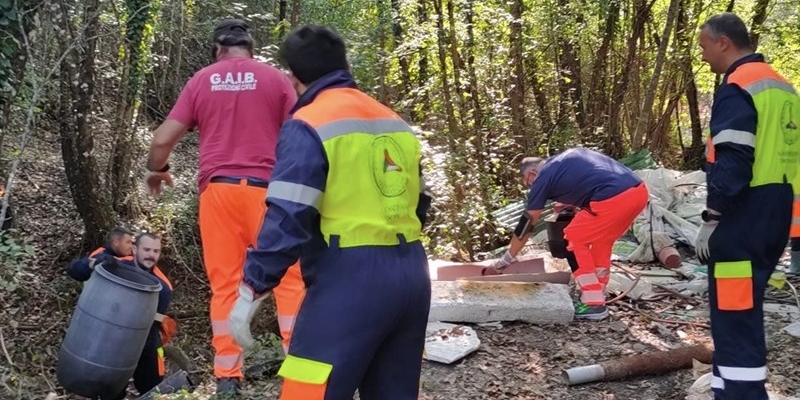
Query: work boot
xmin=215 ymin=377 xmax=241 ymax=396
xmin=790 ymin=251 xmax=800 ymax=274
xmin=574 ymin=302 xmax=609 ymax=321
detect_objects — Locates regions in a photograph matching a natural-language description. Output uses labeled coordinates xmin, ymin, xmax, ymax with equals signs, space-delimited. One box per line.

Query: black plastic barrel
xmin=58 ymin=262 xmax=162 ymax=399
xmin=546 ymin=211 xmax=574 ymax=259
xmin=546 ymin=210 xmax=580 ymax=272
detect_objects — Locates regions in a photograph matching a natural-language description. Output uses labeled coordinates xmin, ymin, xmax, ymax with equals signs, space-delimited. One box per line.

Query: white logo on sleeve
xmin=209 ymin=72 xmax=258 ymax=92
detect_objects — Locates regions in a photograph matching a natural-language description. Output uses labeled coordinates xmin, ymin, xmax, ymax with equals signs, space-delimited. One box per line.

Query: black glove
xmin=416 ymin=192 xmax=433 ymax=227
xmin=92 ymin=253 xmax=118 ymax=269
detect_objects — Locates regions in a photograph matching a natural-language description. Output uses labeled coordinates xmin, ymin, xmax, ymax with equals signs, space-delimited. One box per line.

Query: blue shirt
xmin=526 ymin=148 xmax=642 ymax=210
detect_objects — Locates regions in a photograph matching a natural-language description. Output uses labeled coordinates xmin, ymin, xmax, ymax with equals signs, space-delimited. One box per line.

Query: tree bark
xmin=749 ymin=0 xmax=770 ymax=51
xmin=587 ymin=0 xmax=619 ymax=141
xmin=278 ymin=0 xmax=287 ymax=38
xmin=508 ymin=0 xmax=526 ymax=144
xmin=603 ymin=0 xmax=651 ymax=158
xmin=674 ymin=0 xmax=704 ymax=169
xmin=290 ymin=0 xmax=301 ymax=27
xmin=556 ymin=0 xmax=586 ymax=135
xmin=433 ymin=0 xmax=459 ymax=137
xmin=391 ymin=0 xmax=411 ymax=100
xmin=108 ymin=0 xmax=158 ymax=217
xmin=415 ymin=0 xmax=429 ymax=122
xmin=58 ymin=0 xmax=115 ymax=246
xmin=631 ymin=0 xmax=679 ymax=150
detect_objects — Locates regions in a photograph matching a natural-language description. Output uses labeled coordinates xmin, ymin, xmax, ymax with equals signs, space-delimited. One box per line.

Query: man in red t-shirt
xmin=144 ymin=19 xmax=304 ymax=395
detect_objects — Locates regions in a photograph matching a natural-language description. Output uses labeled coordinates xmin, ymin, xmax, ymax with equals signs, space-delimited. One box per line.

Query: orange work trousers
xmin=564 ymin=183 xmax=649 ymax=305
xmin=198 ymin=179 xmax=305 ymax=378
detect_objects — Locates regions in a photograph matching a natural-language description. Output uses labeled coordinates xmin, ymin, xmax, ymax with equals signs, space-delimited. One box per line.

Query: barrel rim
xmin=94 ymin=263 xmax=163 ymax=292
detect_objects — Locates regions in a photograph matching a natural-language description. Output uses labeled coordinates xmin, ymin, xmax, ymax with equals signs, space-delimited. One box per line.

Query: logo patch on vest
xmin=782 ymin=100 xmax=799 ymax=145
xmin=371 ymin=136 xmax=408 ymax=198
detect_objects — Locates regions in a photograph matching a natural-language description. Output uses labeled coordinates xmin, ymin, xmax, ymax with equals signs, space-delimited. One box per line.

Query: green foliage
xmin=0 ymin=1 xmax=22 ymax=94
xmin=0 ymin=233 xmax=36 ymax=337
xmin=124 ymin=0 xmax=161 ymax=95
xmin=0 ymin=233 xmax=35 ymax=296
xmin=149 ymin=194 xmax=203 ymax=272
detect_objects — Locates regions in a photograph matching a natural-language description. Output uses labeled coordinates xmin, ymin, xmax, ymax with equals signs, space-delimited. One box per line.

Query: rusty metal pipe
xmin=562 ymin=344 xmax=712 ymax=386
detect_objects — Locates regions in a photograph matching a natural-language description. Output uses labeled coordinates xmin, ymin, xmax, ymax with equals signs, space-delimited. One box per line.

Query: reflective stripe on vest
xmin=291 ymin=88 xmax=422 ymax=248
xmin=713 ymin=62 xmax=800 ymax=236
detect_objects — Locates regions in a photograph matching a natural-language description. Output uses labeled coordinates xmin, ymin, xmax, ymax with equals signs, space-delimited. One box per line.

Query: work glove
xmin=693 ymin=220 xmax=718 ymax=265
xmin=491 ymin=250 xmax=517 ymax=270
xmin=229 ymin=282 xmax=267 ymax=349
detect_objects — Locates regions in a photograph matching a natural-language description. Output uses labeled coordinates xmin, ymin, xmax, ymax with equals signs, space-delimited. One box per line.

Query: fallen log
xmin=562 ymin=344 xmax=712 ymax=385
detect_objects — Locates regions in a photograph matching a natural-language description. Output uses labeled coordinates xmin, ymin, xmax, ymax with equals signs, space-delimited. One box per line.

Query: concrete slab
xmin=423 ymin=322 xmax=481 ymax=364
xmin=429 ymin=280 xmax=574 ymax=325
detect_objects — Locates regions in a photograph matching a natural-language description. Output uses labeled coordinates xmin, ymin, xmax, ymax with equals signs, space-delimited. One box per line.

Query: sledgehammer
xmin=562 ymin=344 xmax=712 ymax=385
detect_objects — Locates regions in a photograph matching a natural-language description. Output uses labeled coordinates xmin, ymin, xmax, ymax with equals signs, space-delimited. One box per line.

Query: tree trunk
xmin=278 ymin=0 xmax=287 ymax=38
xmin=557 ymin=0 xmax=586 ymax=135
xmin=749 ymin=0 xmax=770 ymax=51
xmin=0 ymin=0 xmax=42 ymax=175
xmin=58 ymin=0 xmax=115 ymax=246
xmin=603 ymin=0 xmax=651 ymax=158
xmin=290 ymin=0 xmax=301 ymax=27
xmin=587 ymin=0 xmax=619 ymax=141
xmin=631 ymin=0 xmax=679 ymax=150
xmin=391 ymin=0 xmax=411 ymax=101
xmin=678 ymin=0 xmax=704 ymax=169
xmin=445 ymin=0 xmax=467 ymax=128
xmin=108 ymin=0 xmax=158 ymax=217
xmin=377 ymin=0 xmax=389 ymax=104
xmin=415 ymin=0 xmax=429 ymax=122
xmin=526 ymin=54 xmax=556 ymax=152
xmin=433 ymin=0 xmax=459 ymax=137
xmin=508 ymin=0 xmax=526 ymax=143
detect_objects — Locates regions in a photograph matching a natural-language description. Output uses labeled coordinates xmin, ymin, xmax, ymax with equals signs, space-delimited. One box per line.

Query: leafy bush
xmin=0 ymin=233 xmax=36 ymax=311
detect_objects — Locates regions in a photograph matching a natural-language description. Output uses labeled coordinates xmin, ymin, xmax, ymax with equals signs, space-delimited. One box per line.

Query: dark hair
xmin=701 ymin=12 xmax=752 ymax=51
xmin=279 ymin=24 xmax=349 ymax=85
xmin=134 ymin=232 xmax=159 ymax=244
xmin=108 ymin=227 xmax=134 ymax=242
xmin=212 ymin=19 xmax=254 ymax=51
xmin=519 ymin=157 xmax=546 ymax=176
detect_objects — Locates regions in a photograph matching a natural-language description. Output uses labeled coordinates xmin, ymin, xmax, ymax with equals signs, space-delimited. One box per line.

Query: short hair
xmin=212 ymin=19 xmax=254 ymax=51
xmin=134 ymin=232 xmax=160 ymax=244
xmin=701 ymin=12 xmax=752 ymax=51
xmin=519 ymin=157 xmax=546 ymax=176
xmin=279 ymin=25 xmax=349 ymax=85
xmin=108 ymin=227 xmax=134 ymax=242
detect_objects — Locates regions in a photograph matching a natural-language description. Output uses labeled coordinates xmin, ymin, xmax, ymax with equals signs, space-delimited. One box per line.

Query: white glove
xmin=694 ymin=221 xmax=719 ymax=264
xmin=491 ymin=250 xmax=517 ymax=270
xmin=229 ymin=283 xmax=266 ymax=349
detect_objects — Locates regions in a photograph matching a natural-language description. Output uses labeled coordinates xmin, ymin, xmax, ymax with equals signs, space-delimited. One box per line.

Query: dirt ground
xmin=121 ymin=291 xmax=800 ymax=400
xmin=4 ymin=136 xmax=800 ymax=400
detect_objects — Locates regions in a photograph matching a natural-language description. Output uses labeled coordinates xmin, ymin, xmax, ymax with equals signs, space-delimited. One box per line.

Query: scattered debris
xmin=562 ymin=344 xmax=712 ymax=386
xmin=424 ymin=322 xmax=481 ymax=364
xmin=135 ymin=370 xmax=195 ymax=399
xmin=782 ymin=321 xmax=800 ymax=338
